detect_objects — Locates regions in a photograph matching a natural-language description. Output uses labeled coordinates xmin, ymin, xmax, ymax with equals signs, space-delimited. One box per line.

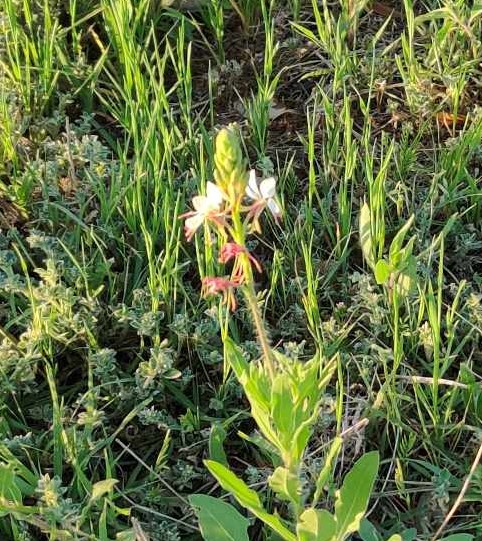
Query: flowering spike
xmin=214 ymin=125 xmax=247 ymax=203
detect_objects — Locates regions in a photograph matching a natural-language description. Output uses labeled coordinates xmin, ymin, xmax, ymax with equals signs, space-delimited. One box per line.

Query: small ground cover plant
xmin=0 ymin=0 xmax=482 ymax=540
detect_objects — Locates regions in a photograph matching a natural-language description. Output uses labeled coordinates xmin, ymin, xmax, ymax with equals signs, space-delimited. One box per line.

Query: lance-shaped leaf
xmin=189 ymin=494 xmax=250 ymax=541
xmin=359 ymin=202 xmax=375 ymax=269
xmin=268 ymin=467 xmax=300 ymax=507
xmin=297 ymin=508 xmax=337 ymax=541
xmin=374 ymin=259 xmax=391 ymax=285
xmin=334 ymin=451 xmax=379 ymax=540
xmin=313 ymin=436 xmax=343 ymax=504
xmin=204 ymin=460 xmax=296 ymax=541
xmin=388 ymin=215 xmax=414 ymax=264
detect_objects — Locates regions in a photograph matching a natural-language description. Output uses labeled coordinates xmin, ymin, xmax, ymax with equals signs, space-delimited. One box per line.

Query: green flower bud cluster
xmin=214 ymin=125 xmax=247 ymax=203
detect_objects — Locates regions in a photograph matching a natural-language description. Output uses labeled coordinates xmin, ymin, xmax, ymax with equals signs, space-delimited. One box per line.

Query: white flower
xmin=246 ymin=169 xmax=281 ymax=219
xmin=183 ymin=181 xmax=225 ymax=240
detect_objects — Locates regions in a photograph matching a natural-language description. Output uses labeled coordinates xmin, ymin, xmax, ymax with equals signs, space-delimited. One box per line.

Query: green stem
xmin=231 ymin=209 xmax=275 ymax=380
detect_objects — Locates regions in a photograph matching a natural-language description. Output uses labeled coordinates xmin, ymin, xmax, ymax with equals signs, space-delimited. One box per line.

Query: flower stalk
xmin=181 ymin=125 xmax=281 ymax=380
xmin=231 ymin=210 xmax=276 ymax=380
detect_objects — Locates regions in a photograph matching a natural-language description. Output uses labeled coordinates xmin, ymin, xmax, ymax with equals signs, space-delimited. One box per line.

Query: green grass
xmin=1 ymin=0 xmax=482 ymax=539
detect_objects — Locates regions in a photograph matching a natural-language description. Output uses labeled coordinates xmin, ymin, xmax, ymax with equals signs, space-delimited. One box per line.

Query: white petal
xmin=192 ymin=195 xmax=208 ymax=212
xmin=267 ymin=198 xmax=281 ymax=217
xmin=259 ymin=177 xmax=277 ymax=199
xmin=185 ymin=214 xmax=204 ymax=233
xmin=246 ymin=169 xmax=261 ymax=200
xmin=206 ymin=181 xmax=224 ymax=208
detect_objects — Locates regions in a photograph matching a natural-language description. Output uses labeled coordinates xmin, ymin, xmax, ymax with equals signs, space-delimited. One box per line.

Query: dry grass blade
xmin=432 ymin=440 xmax=482 ymax=541
xmin=132 ymin=517 xmax=150 ymax=541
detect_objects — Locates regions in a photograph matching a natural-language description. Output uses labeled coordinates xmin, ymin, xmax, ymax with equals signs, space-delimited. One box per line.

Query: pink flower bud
xmin=219 ymin=242 xmax=262 ymax=274
xmin=201 ymin=276 xmax=241 ymax=311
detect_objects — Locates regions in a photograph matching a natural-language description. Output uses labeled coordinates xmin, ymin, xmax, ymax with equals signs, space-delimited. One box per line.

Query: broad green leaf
xmin=189 ymin=494 xmax=249 ymax=541
xmin=400 ymin=528 xmax=417 ymax=541
xmin=244 ymin=365 xmax=271 ymax=411
xmin=91 ymin=478 xmax=118 ymax=502
xmin=386 ymin=536 xmax=402 ymax=541
xmin=209 ymin=424 xmax=228 ymax=466
xmin=204 ymin=460 xmax=296 ymax=541
xmin=374 ymin=259 xmax=391 ymax=285
xmin=268 ymin=467 xmax=300 ymax=506
xmin=359 ymin=519 xmax=380 ymax=541
xmin=313 ymin=436 xmax=343 ymax=504
xmin=0 ymin=465 xmax=22 ymax=500
xmin=440 ymin=533 xmax=474 ymax=541
xmin=334 ymin=451 xmax=379 ymax=540
xmin=359 ymin=202 xmax=374 ymax=269
xmin=297 ymin=508 xmax=336 ymax=541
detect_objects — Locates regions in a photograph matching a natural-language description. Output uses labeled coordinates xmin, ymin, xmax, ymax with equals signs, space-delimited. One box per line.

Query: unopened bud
xmin=214 ymin=125 xmax=247 ymax=202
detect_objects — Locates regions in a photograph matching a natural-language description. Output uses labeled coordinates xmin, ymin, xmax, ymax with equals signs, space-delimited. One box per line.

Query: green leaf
xmin=359 ymin=518 xmax=381 ymax=541
xmin=388 ymin=215 xmax=414 ymax=263
xmin=116 ymin=531 xmax=136 ymax=541
xmin=314 ymin=436 xmax=343 ymax=504
xmin=359 ymin=202 xmax=374 ymax=269
xmin=237 ymin=431 xmax=282 ymax=467
xmin=396 ymin=235 xmax=416 ymax=267
xmin=440 ymin=533 xmax=474 ymax=541
xmin=91 ymin=478 xmax=118 ymax=502
xmin=209 ymin=424 xmax=228 ymax=466
xmin=386 ymin=536 xmax=402 ymax=541
xmin=224 ymin=337 xmax=249 ymax=382
xmin=225 ymin=338 xmax=281 ymax=450
xmin=400 ymin=528 xmax=417 ymax=541
xmin=291 ymin=22 xmax=322 ymax=48
xmin=0 ymin=464 xmax=22 ymax=516
xmin=334 ymin=451 xmax=379 ymax=540
xmin=395 ymin=255 xmax=417 ymax=298
xmin=189 ymin=494 xmax=249 ymax=541
xmin=271 ymin=374 xmax=294 ymax=445
xmin=204 ymin=460 xmax=259 ymax=508
xmin=296 ymin=508 xmax=336 ymax=541
xmin=268 ymin=467 xmax=300 ymax=506
xmin=374 ymin=259 xmax=391 ymax=285
xmin=204 ymin=460 xmax=296 ymax=541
